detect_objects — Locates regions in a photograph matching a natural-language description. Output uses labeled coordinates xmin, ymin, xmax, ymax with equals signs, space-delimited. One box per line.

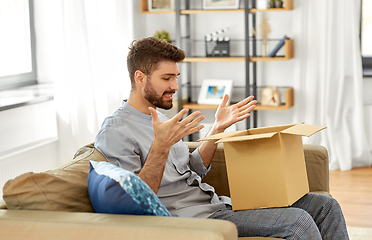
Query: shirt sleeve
xmin=188 ymin=147 xmax=211 ymax=178
xmin=94 ymin=124 xmax=143 ymax=174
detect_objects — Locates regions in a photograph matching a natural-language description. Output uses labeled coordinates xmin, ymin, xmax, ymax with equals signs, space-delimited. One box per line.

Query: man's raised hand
xmin=148 ymin=107 xmax=205 ymax=149
xmin=214 ymin=95 xmax=257 ymax=133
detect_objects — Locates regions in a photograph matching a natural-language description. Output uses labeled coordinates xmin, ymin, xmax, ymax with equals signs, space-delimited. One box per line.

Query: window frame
xmin=0 ymin=0 xmax=37 ymax=90
xmin=362 ymin=57 xmax=372 ymax=77
xmin=361 ymin=0 xmax=372 ymax=77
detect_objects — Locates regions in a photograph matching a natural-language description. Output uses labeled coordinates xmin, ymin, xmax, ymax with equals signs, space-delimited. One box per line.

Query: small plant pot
xmin=275 ymin=1 xmax=283 ymax=8
xmin=269 ymin=1 xmax=275 ymax=8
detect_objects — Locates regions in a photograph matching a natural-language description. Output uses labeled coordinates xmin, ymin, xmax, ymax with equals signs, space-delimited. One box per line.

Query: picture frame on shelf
xmin=148 ymin=0 xmax=174 ymax=11
xmin=202 ymin=0 xmax=240 ymax=10
xmin=198 ymin=79 xmax=233 ymax=105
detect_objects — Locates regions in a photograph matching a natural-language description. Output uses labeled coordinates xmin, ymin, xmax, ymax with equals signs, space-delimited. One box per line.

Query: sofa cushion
xmin=88 ymin=161 xmax=171 ymax=216
xmin=2 ymin=143 xmax=108 ymax=212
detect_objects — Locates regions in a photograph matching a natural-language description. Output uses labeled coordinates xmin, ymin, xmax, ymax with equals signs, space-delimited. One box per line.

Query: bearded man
xmin=94 ymin=37 xmax=349 ymax=239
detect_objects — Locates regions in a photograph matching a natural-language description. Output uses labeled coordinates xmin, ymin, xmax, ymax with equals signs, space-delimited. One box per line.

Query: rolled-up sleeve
xmin=189 ymin=147 xmax=211 ymax=178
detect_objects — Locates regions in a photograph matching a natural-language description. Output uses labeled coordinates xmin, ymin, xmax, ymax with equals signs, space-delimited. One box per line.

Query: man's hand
xmin=138 ymin=108 xmax=205 ymax=194
xmin=213 ymin=95 xmax=257 ymax=133
xmin=198 ymin=95 xmax=256 ymax=168
xmin=148 ymin=107 xmax=205 ymax=149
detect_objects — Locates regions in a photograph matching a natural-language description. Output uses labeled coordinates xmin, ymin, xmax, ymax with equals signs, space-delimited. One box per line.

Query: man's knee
xmin=284 ymin=208 xmax=322 ymax=240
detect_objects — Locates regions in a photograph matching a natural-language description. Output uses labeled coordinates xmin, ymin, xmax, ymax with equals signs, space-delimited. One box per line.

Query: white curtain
xmin=292 ymin=0 xmax=372 ymax=170
xmin=34 ymin=0 xmax=133 ymax=164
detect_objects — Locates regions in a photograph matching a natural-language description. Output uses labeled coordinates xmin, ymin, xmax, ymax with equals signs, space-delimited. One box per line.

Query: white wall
xmin=0 ymin=101 xmax=59 ymax=200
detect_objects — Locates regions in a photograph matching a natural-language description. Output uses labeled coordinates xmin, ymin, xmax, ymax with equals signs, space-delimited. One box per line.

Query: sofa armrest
xmin=303 ymin=144 xmax=330 ymax=193
xmin=185 ymin=142 xmax=330 ymax=196
xmin=0 ymin=210 xmax=238 ymax=240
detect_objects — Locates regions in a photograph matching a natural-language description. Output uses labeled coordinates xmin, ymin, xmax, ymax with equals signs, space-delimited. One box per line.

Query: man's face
xmin=143 ymin=61 xmax=179 ymax=110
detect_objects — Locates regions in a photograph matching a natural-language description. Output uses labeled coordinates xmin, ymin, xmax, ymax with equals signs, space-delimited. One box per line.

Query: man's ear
xmin=134 ymin=70 xmax=146 ymax=87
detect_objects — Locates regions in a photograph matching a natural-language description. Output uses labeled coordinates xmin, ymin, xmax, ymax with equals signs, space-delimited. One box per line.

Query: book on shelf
xmin=268 ymin=35 xmax=289 ymax=57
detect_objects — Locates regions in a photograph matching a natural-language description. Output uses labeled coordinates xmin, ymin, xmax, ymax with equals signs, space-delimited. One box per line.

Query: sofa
xmin=0 ymin=142 xmax=330 ymax=240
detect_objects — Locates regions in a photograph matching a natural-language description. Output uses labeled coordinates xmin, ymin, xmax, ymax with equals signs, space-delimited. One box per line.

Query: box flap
xmin=248 ymin=123 xmax=296 ymax=135
xmin=216 ymin=132 xmax=277 ymax=143
xmin=280 ymin=124 xmax=326 ymax=137
xmin=198 ymin=130 xmax=248 ymax=141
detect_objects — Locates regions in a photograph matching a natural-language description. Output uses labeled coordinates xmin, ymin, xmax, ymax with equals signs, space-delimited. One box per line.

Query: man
xmin=95 ymin=37 xmax=349 ymax=239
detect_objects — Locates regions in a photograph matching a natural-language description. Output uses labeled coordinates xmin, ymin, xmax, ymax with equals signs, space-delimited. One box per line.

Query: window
xmin=0 ymin=0 xmax=37 ymax=90
xmin=362 ymin=0 xmax=372 ymax=76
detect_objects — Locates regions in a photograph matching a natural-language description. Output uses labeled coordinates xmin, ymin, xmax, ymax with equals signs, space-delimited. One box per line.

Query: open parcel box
xmin=199 ymin=123 xmax=326 ymax=210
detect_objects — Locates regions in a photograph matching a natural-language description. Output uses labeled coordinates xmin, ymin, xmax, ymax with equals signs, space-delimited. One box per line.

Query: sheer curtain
xmin=292 ymin=0 xmax=372 ymax=170
xmin=34 ymin=0 xmax=133 ymax=164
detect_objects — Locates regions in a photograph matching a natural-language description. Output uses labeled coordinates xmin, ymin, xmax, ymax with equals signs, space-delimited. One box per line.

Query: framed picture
xmin=203 ymin=0 xmax=240 ymax=10
xmin=198 ymin=79 xmax=233 ymax=105
xmin=148 ymin=0 xmax=174 ymax=11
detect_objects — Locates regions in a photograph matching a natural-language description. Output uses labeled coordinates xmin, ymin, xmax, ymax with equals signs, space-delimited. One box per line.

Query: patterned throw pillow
xmin=87 ymin=160 xmax=171 ymax=217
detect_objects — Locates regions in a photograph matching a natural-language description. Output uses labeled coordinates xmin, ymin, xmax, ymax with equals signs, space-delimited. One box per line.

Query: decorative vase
xmin=257 ymin=0 xmax=268 ymax=10
xmin=275 ymin=1 xmax=283 ymax=8
xmin=262 ymin=42 xmax=268 ymax=57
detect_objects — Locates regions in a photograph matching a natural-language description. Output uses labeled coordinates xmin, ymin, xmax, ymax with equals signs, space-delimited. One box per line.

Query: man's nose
xmin=171 ymin=78 xmax=179 ymax=91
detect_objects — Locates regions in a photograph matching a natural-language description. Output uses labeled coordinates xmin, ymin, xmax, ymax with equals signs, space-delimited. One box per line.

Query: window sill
xmin=0 ymin=83 xmax=54 ymax=111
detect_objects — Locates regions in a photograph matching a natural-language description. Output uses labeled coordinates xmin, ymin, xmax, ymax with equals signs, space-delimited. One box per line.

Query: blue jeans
xmin=208 ymin=193 xmax=349 ymax=239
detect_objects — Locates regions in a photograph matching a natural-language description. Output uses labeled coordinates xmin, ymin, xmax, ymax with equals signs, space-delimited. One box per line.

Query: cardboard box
xmin=199 ymin=123 xmax=326 ymax=210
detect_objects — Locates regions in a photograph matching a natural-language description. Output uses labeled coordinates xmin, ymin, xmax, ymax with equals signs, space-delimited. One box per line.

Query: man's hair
xmin=127 ymin=37 xmax=186 ymax=89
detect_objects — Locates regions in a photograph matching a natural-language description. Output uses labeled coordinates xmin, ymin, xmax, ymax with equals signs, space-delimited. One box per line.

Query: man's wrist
xmin=211 ymin=122 xmax=225 ymax=135
xmin=151 ymin=139 xmax=172 ymax=155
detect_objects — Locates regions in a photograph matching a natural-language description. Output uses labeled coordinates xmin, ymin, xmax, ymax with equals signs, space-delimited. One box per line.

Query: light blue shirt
xmin=95 ymin=101 xmax=230 ymax=218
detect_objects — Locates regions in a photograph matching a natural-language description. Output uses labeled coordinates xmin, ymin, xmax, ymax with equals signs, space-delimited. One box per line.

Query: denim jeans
xmin=208 ymin=193 xmax=349 ymax=239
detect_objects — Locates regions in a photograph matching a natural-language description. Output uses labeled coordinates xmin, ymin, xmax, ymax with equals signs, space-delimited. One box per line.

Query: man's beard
xmin=144 ymin=79 xmax=175 ymax=110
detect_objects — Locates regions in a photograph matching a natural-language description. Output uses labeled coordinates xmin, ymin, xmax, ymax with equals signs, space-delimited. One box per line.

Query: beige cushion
xmin=0 ymin=200 xmax=6 ymax=209
xmin=2 ymin=143 xmax=108 ymax=212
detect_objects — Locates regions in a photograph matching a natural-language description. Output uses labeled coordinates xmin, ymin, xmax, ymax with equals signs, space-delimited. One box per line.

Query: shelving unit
xmin=181 ymin=87 xmax=293 ymax=110
xmin=140 ymin=1 xmax=293 ymax=13
xmin=182 ymin=39 xmax=293 ymax=62
xmin=140 ymin=0 xmax=294 ymax=131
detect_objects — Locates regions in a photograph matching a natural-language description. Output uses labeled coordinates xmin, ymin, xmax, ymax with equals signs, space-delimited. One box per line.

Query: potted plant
xmin=269 ymin=0 xmax=275 ymax=8
xmin=153 ymin=30 xmax=171 ymax=43
xmin=275 ymin=0 xmax=283 ymax=8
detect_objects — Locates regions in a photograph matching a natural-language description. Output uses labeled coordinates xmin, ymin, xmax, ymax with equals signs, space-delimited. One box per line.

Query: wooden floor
xmin=329 ymin=166 xmax=372 ymax=228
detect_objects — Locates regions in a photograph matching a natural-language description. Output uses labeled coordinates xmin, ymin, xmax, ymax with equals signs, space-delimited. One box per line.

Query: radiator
xmin=0 ymin=141 xmax=58 ymax=200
